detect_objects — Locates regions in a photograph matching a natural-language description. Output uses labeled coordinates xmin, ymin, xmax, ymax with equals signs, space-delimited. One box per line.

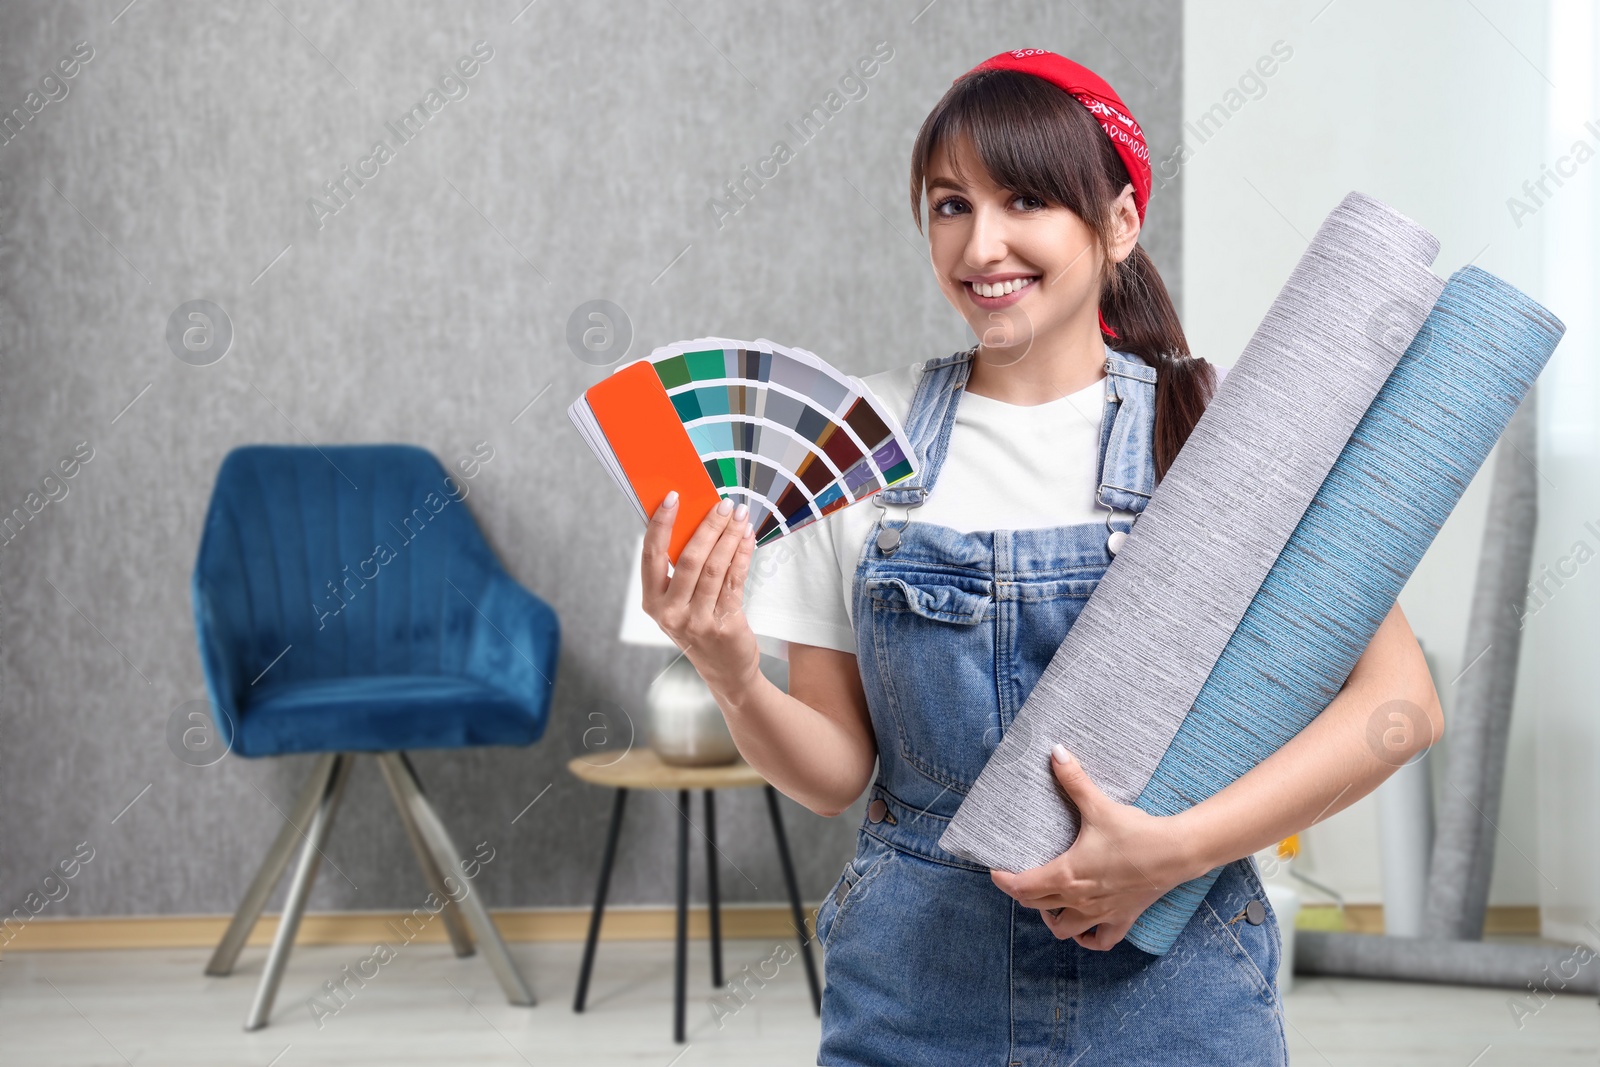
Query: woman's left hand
xmin=989 ymin=744 xmax=1196 ymax=951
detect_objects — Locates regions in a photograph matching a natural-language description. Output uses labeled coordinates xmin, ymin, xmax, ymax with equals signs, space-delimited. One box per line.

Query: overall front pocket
xmin=815 ymin=832 xmax=896 ymax=952
xmin=863 ymin=570 xmax=999 ymax=793
xmin=1200 ymin=858 xmax=1283 ymax=1008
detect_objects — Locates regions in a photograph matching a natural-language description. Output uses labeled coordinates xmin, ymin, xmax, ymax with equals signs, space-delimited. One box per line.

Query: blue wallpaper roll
xmin=1125 ymin=265 xmax=1565 ymax=956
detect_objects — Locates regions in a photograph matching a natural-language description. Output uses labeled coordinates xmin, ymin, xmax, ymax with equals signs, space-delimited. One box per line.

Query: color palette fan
xmin=568 ymin=337 xmax=918 ymax=564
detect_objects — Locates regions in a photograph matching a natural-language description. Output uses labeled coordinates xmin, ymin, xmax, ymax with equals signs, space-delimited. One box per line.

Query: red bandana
xmin=959 ymin=48 xmax=1151 ymax=222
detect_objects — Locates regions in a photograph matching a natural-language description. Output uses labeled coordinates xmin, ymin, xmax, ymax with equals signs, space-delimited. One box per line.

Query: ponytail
xmin=1100 ymin=244 xmax=1218 ymax=481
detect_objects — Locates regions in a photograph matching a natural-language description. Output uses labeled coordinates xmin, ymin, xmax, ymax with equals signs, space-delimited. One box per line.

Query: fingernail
xmin=733 ymin=502 xmax=749 ymax=521
xmin=1052 ymin=743 xmax=1071 ymax=763
xmin=663 ymin=490 xmax=679 ymax=509
xmin=716 ymin=498 xmax=733 ymax=515
xmin=745 ymin=521 xmax=754 ymax=538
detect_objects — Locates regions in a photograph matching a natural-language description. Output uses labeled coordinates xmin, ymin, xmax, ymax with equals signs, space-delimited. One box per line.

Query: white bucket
xmin=1263 ymin=877 xmax=1301 ymax=995
xmin=1254 ymin=848 xmax=1302 ymax=995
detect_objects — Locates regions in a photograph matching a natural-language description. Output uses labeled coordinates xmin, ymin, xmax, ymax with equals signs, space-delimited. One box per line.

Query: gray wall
xmin=0 ymin=0 xmax=1181 ymax=919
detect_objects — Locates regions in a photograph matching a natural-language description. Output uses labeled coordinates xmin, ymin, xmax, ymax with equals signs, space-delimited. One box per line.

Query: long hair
xmin=908 ymin=67 xmax=1215 ymax=481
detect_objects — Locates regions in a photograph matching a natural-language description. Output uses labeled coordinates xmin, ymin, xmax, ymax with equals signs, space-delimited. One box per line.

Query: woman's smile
xmin=963 ymin=272 xmax=1040 ymax=309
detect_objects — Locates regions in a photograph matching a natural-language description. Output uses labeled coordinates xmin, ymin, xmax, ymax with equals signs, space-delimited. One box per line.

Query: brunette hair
xmin=908 ymin=67 xmax=1216 ymax=480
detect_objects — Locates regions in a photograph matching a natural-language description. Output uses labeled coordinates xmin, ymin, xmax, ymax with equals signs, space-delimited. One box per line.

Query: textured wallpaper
xmin=0 ymin=0 xmax=1180 ymax=918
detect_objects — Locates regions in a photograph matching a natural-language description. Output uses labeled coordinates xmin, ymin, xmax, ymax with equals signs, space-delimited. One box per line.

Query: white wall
xmin=1529 ymin=0 xmax=1600 ymax=947
xmin=1183 ymin=0 xmax=1597 ymax=928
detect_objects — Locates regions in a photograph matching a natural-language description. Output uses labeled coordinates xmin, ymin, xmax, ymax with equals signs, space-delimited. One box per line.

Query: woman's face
xmin=923 ymin=135 xmax=1132 ymax=363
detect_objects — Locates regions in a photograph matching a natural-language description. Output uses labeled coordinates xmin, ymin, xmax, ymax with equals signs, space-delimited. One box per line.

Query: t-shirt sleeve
xmin=741 ymin=514 xmax=857 ymax=658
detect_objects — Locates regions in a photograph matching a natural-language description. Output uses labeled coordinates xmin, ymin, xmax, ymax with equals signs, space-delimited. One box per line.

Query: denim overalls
xmin=813 ymin=345 xmax=1289 ymax=1067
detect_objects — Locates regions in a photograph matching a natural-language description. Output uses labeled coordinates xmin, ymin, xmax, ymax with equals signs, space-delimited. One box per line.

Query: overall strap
xmin=1096 ymin=349 xmax=1159 ymax=514
xmin=873 ymin=346 xmax=975 ymax=508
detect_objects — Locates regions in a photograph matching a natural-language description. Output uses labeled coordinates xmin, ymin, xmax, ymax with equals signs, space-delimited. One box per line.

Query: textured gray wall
xmin=0 ymin=1 xmax=1180 ymax=919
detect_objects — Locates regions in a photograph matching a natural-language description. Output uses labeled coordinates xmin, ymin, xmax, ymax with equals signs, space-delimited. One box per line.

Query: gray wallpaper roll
xmin=939 ymin=191 xmax=1446 ymax=873
xmin=1296 ymin=930 xmax=1599 ymax=994
xmin=1423 ymin=391 xmax=1541 ymax=940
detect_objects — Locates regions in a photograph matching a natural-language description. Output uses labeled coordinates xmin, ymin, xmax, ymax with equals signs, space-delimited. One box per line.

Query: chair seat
xmin=236 ymin=674 xmax=542 ymax=757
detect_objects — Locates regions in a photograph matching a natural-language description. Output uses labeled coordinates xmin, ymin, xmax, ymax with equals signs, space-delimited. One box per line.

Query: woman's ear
xmin=1110 ymin=183 xmax=1141 ymax=264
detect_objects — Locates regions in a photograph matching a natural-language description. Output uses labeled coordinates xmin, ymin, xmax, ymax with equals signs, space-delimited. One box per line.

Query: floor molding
xmin=1296 ymin=903 xmax=1540 ymax=936
xmin=3 ymin=903 xmax=1542 ymax=953
xmin=3 ymin=903 xmax=821 ymax=953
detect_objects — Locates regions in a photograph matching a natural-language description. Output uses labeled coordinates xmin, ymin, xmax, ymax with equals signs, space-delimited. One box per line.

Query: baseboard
xmin=4 ymin=903 xmax=1540 ymax=953
xmin=3 ymin=903 xmax=821 ymax=953
xmin=1295 ymin=903 xmax=1541 ymax=937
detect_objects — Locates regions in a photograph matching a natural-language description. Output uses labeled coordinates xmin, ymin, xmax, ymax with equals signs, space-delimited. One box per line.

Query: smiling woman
xmin=907 ymin=56 xmax=1217 ymax=480
xmin=636 ymin=45 xmax=1298 ymax=1067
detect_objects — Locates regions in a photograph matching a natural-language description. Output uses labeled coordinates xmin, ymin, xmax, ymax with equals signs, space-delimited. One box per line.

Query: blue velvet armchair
xmin=191 ymin=444 xmax=559 ymax=1029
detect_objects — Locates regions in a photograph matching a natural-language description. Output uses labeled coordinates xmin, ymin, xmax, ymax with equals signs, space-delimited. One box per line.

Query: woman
xmin=639 ymin=48 xmax=1443 ymax=1066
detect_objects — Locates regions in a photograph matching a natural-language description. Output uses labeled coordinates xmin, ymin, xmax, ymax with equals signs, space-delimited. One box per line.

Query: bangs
xmin=909 ymin=68 xmax=1126 ymax=233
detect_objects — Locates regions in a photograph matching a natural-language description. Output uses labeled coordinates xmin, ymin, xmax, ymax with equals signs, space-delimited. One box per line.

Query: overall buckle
xmin=872 ymin=488 xmax=925 ymax=554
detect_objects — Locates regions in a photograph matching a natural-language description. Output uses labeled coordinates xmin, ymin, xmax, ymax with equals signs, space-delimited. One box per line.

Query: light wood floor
xmin=1 ymin=938 xmax=1595 ymax=1065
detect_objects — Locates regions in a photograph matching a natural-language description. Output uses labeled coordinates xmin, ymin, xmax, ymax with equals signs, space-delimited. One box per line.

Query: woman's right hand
xmin=640 ymin=490 xmax=762 ymax=697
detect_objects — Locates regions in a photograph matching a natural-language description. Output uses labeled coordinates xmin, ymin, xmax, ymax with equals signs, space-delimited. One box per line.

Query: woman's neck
xmin=964 ymin=320 xmax=1107 ymax=406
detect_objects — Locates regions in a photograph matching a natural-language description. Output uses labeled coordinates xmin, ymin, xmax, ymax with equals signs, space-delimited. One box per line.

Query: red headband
xmin=958 ymin=49 xmax=1151 ymax=224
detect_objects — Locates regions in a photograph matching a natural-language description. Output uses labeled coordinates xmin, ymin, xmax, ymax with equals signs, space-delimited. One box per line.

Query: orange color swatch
xmin=582 ymin=360 xmax=721 ymax=565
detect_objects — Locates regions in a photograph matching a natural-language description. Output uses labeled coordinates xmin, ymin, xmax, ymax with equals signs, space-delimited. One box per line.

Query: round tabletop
xmin=566 ymin=748 xmax=769 ymax=791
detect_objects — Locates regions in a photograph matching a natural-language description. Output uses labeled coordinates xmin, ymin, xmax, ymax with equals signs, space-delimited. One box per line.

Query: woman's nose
xmin=962 ymin=205 xmax=1011 ymax=268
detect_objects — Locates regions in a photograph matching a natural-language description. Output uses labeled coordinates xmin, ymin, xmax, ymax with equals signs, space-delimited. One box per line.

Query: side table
xmin=567 ymin=749 xmax=822 ymax=1043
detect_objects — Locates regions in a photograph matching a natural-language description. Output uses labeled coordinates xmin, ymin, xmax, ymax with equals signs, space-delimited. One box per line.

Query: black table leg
xmin=704 ymin=789 xmax=723 ymax=988
xmin=674 ymin=788 xmax=690 ymax=1043
xmin=764 ymin=785 xmax=821 ymax=1016
xmin=574 ymin=788 xmax=628 ymax=1013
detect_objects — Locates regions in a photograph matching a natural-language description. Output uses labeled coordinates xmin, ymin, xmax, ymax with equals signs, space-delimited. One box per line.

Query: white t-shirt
xmin=742 ymin=357 xmax=1111 ymax=658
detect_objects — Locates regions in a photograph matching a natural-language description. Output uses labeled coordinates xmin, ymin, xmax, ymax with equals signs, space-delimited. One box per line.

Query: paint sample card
xmin=568 ymin=337 xmax=918 ymax=562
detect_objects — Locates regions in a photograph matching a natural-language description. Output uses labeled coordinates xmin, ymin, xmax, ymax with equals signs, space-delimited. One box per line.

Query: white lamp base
xmin=647 ymin=655 xmax=740 ymax=767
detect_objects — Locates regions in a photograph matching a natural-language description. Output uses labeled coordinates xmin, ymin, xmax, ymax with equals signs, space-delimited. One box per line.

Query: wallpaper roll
xmin=1295 ymin=931 xmax=1600 ymax=994
xmin=938 ymin=191 xmax=1445 ymax=872
xmin=1423 ymin=391 xmax=1540 ymax=941
xmin=1125 ymin=267 xmax=1564 ymax=956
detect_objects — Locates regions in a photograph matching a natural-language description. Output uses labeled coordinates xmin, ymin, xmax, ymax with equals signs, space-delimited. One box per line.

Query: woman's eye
xmin=1013 ymin=195 xmax=1045 ymax=211
xmin=932 ymin=196 xmax=967 ymax=217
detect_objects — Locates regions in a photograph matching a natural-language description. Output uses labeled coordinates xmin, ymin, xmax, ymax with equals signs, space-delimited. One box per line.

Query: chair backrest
xmin=193 ymin=444 xmax=505 ymax=692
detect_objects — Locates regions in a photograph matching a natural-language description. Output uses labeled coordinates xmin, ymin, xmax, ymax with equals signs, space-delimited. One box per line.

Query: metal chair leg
xmin=378 ymin=752 xmax=475 ymax=958
xmin=674 ymin=788 xmax=690 ymax=1044
xmin=704 ymin=789 xmax=723 ymax=988
xmin=206 ymin=753 xmax=337 ymax=977
xmin=765 ymin=785 xmax=821 ymax=1016
xmin=573 ymin=788 xmax=628 ymax=1012
xmin=376 ymin=752 xmax=535 ymax=1007
xmin=245 ymin=752 xmax=354 ymax=1030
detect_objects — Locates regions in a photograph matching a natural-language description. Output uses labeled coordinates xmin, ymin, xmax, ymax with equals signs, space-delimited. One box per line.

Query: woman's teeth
xmin=970 ymin=277 xmax=1038 ymax=298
